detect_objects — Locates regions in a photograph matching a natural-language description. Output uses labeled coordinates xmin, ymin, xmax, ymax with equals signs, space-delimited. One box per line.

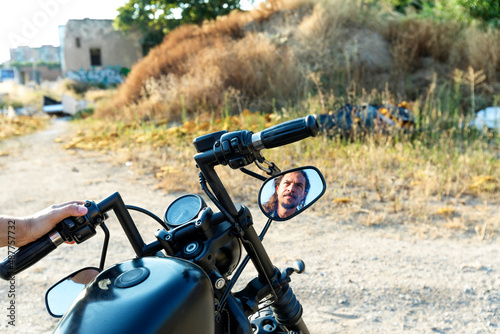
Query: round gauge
xmin=164 ymin=194 xmax=206 ymax=228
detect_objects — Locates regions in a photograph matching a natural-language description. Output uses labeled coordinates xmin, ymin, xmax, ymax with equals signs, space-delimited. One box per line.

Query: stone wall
xmin=61 ymin=19 xmax=142 ymax=84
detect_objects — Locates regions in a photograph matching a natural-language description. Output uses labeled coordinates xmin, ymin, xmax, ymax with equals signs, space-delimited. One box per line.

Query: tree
xmin=114 ymin=0 xmax=243 ymax=54
xmin=459 ymin=0 xmax=500 ymax=27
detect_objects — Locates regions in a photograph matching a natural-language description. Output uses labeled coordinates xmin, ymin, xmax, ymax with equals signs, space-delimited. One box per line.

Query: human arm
xmin=0 ymin=201 xmax=88 ymax=248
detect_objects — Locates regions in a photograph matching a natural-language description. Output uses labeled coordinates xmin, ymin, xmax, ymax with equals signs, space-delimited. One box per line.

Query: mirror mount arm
xmin=255 ymin=158 xmax=281 ymax=176
xmin=240 ymin=167 xmax=267 ymax=181
xmin=259 ymin=218 xmax=273 ymax=241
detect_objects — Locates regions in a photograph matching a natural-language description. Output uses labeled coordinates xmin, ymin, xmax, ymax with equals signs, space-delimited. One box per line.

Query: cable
xmin=125 ymin=205 xmax=168 ymax=230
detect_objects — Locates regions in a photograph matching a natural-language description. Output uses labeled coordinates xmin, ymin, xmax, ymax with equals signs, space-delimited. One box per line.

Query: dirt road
xmin=0 ymin=119 xmax=498 ymax=333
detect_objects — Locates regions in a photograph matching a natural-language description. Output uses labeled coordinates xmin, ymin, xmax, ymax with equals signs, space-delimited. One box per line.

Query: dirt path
xmin=0 ymin=120 xmax=499 ymax=333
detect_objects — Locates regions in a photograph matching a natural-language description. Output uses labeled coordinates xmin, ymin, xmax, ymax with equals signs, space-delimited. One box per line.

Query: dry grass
xmin=458 ymin=28 xmax=500 ymax=84
xmin=97 ymin=7 xmax=285 ymax=121
xmin=0 ymin=82 xmax=52 ymax=142
xmin=58 ymin=109 xmax=275 ymax=192
xmin=60 ymin=99 xmax=500 ymax=238
xmin=0 ymin=114 xmax=48 ymax=142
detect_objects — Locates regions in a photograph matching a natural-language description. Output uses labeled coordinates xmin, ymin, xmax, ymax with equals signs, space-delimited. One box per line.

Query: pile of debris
xmin=318 ymin=103 xmax=415 ymax=137
xmin=469 ymin=107 xmax=500 ymax=133
xmin=42 ymin=95 xmax=89 ymax=117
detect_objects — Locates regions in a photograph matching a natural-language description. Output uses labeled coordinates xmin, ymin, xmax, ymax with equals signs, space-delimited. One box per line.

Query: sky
xmin=0 ymin=0 xmax=257 ymax=64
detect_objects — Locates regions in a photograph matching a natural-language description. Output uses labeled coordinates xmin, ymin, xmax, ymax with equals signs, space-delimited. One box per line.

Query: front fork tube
xmin=216 ymin=294 xmax=253 ymax=334
xmin=239 ymin=224 xmax=309 ymax=334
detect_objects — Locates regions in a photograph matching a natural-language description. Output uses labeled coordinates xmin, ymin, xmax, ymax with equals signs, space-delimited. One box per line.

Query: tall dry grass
xmin=62 ymin=90 xmax=500 ymax=237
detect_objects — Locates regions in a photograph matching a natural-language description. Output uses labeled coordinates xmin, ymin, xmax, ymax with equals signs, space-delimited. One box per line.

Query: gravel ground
xmin=0 ymin=119 xmax=498 ymax=333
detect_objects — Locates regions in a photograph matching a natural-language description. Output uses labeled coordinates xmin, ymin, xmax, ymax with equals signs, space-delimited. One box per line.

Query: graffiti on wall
xmin=65 ymin=67 xmax=129 ymax=86
xmin=0 ymin=69 xmax=16 ymax=82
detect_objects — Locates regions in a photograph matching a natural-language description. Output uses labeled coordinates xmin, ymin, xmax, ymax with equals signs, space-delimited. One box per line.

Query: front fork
xmin=234 ymin=209 xmax=309 ymax=334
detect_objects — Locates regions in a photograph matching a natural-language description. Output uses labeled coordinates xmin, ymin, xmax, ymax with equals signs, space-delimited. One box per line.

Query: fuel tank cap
xmin=115 ymin=267 xmax=150 ymax=288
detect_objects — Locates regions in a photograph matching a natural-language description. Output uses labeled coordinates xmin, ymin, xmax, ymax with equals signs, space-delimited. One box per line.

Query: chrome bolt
xmin=185 ymin=242 xmax=198 ymax=254
xmin=215 ymin=278 xmax=225 ymax=289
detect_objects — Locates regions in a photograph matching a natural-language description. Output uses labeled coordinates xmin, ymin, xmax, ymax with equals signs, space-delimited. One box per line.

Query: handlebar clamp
xmin=213 ymin=130 xmax=259 ymax=169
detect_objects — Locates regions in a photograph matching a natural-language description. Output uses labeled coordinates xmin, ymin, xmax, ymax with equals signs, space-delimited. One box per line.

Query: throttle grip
xmin=0 ymin=230 xmax=63 ymax=280
xmin=252 ymin=115 xmax=318 ymax=150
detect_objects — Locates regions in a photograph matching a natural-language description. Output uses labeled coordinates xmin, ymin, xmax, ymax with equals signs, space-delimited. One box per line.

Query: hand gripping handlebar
xmin=0 ymin=200 xmax=105 ymax=280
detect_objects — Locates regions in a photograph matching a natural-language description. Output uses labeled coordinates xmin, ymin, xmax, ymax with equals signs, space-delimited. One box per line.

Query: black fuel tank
xmin=54 ymin=257 xmax=214 ymax=334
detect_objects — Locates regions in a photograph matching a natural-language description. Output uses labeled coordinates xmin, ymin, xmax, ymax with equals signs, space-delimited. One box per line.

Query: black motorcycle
xmin=1 ymin=115 xmax=326 ymax=334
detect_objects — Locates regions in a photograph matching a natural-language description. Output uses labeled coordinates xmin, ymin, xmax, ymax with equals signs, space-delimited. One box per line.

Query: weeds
xmin=60 ymin=80 xmax=500 ymax=236
xmin=94 ymin=0 xmax=500 ymax=126
xmin=0 ymin=114 xmax=48 ymax=141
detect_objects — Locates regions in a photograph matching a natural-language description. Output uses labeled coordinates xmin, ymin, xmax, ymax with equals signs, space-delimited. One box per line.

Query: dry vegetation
xmin=56 ymin=0 xmax=500 ymax=238
xmin=0 ymin=82 xmax=51 ymax=142
xmin=56 ymin=105 xmax=500 ymax=239
xmin=0 ymin=114 xmax=48 ymax=144
xmin=96 ymin=0 xmax=500 ymax=122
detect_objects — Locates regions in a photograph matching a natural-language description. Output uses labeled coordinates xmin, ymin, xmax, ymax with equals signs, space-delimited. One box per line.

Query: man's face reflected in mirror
xmin=264 ymin=171 xmax=310 ymax=219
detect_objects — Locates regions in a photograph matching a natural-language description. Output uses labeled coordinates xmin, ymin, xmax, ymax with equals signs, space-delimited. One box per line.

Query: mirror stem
xmin=240 ymin=167 xmax=267 ymax=181
xmin=259 ymin=218 xmax=273 ymax=241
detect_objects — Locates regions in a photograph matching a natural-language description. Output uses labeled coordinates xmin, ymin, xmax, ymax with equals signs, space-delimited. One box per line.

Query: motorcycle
xmin=0 ymin=115 xmax=326 ymax=334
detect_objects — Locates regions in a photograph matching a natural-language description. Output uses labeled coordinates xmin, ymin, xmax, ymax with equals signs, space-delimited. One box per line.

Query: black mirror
xmin=258 ymin=166 xmax=326 ymax=221
xmin=45 ymin=267 xmax=101 ymax=318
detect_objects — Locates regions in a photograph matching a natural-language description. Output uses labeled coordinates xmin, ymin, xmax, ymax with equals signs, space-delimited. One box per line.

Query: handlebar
xmin=0 ymin=116 xmax=318 ymax=332
xmin=0 ymin=230 xmax=63 ymax=280
xmin=251 ymin=114 xmax=318 ymax=150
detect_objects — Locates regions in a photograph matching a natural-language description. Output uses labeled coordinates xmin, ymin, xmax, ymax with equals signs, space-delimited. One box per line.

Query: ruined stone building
xmin=59 ymin=19 xmax=142 ymax=85
xmin=9 ymin=45 xmax=60 ymax=63
xmin=6 ymin=45 xmax=61 ymax=84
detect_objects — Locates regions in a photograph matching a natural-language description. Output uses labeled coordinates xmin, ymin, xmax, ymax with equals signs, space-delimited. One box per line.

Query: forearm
xmin=0 ymin=216 xmax=30 ymax=248
xmin=1 ymin=202 xmax=87 ymax=249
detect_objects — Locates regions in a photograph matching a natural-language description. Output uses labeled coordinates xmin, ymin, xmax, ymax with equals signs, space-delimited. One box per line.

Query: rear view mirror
xmin=45 ymin=267 xmax=101 ymax=318
xmin=258 ymin=166 xmax=326 ymax=221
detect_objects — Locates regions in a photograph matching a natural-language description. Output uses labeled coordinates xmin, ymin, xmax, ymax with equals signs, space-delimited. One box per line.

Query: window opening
xmin=90 ymin=48 xmax=101 ymax=66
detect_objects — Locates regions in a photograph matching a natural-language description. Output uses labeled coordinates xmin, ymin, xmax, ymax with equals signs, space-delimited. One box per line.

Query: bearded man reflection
xmin=263 ymin=171 xmax=310 ymax=219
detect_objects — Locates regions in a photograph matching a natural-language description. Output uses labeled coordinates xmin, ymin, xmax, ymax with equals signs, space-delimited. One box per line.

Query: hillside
xmin=96 ymin=0 xmax=500 ymax=123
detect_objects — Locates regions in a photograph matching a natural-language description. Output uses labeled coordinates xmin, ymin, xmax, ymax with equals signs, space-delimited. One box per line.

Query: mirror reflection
xmin=259 ymin=167 xmax=326 ymax=221
xmin=46 ymin=267 xmax=100 ymax=317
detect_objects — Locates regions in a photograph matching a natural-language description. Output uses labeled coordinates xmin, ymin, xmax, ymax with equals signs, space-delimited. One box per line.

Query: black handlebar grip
xmin=0 ymin=231 xmax=61 ymax=280
xmin=252 ymin=115 xmax=319 ymax=150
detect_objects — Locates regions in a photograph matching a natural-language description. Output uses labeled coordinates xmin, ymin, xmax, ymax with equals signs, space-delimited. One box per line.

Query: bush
xmin=64 ymin=80 xmax=92 ymax=96
xmin=72 ymin=108 xmax=94 ymax=120
xmin=460 ymin=0 xmax=500 ymax=27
